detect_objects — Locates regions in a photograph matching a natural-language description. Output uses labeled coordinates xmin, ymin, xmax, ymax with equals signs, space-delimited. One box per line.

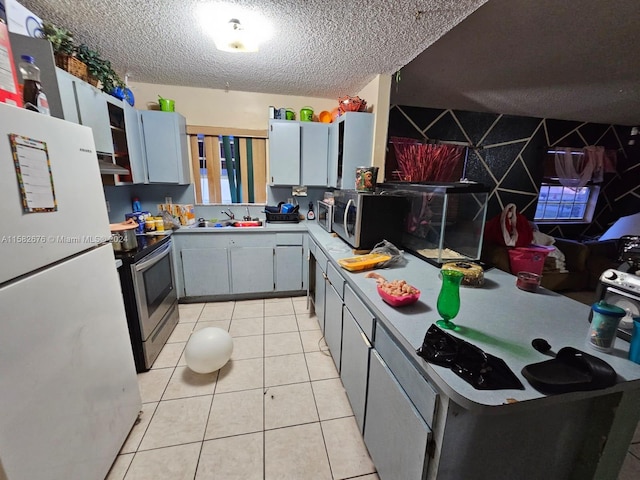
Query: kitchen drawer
xmin=375 ymin=324 xmax=438 ymax=427
xmin=228 ymin=235 xmax=275 ymax=248
xmin=276 ymin=233 xmax=304 ymax=245
xmin=314 ymin=245 xmax=328 ymax=273
xmin=344 ymin=284 xmax=375 ymax=342
xmin=326 ymin=262 xmax=345 ymax=299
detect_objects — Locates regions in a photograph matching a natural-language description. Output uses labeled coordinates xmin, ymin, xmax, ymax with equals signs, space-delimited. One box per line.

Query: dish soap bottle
xmin=132 ymin=197 xmax=142 ymax=212
xmin=307 ymin=202 xmax=315 ymax=220
xmin=18 ymin=55 xmax=50 ymax=115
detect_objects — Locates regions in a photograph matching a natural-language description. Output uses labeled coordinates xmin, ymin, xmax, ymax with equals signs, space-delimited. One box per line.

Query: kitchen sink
xmin=190 ymin=219 xmax=264 ymax=229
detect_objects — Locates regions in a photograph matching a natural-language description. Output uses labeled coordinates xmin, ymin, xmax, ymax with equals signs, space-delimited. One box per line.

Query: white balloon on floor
xmin=184 ymin=327 xmax=234 ymax=374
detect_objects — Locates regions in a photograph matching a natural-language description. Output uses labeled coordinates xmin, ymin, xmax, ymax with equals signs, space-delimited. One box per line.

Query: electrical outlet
xmin=105 ymin=201 xmax=110 ymax=213
xmin=165 ymin=196 xmax=173 ymax=204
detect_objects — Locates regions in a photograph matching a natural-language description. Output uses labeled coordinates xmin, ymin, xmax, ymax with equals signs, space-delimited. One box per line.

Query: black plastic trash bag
xmin=417 ymin=324 xmax=524 ymax=390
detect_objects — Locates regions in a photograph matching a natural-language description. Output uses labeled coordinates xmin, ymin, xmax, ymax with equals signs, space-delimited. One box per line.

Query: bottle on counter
xmin=307 ymin=202 xmax=315 ymax=220
xmin=132 ymin=197 xmax=142 ymax=212
xmin=18 ymin=55 xmax=50 ymax=115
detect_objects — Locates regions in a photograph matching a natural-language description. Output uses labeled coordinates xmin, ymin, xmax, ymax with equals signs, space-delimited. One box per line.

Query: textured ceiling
xmin=18 ymin=0 xmax=640 ymax=126
xmin=392 ymin=0 xmax=640 ymax=126
xmin=19 ymin=0 xmax=487 ymax=98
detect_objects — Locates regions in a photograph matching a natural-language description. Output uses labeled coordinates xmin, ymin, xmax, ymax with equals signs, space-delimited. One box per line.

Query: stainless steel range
xmin=116 ymin=234 xmax=179 ymax=372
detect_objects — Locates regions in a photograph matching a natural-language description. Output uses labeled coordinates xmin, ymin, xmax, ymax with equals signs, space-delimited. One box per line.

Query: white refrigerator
xmin=0 ymin=103 xmax=141 ymax=479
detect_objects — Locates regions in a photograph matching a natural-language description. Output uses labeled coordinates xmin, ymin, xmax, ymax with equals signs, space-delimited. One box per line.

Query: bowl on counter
xmin=377 ymin=284 xmax=420 ymax=307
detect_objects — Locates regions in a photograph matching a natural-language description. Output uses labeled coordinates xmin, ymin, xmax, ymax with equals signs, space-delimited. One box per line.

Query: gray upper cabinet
xmin=300 ymin=122 xmax=329 ymax=186
xmin=328 ymin=112 xmax=374 ymax=189
xmin=269 ymin=120 xmax=330 ymax=186
xmin=140 ymin=111 xmax=190 ymax=184
xmin=120 ymin=101 xmax=147 ymax=183
xmin=55 ymin=68 xmax=113 ymax=154
xmin=55 ymin=68 xmax=79 ymax=123
xmin=106 ymin=97 xmax=146 ymax=185
xmin=269 ymin=120 xmax=300 ymax=185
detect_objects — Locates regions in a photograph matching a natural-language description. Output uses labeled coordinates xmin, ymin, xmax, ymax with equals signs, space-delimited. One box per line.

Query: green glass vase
xmin=436 ymin=269 xmax=464 ymax=330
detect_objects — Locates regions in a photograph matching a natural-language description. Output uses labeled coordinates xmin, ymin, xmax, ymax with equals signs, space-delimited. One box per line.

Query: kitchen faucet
xmin=221 ymin=209 xmax=234 ymax=220
xmin=243 ymin=206 xmax=252 ymax=221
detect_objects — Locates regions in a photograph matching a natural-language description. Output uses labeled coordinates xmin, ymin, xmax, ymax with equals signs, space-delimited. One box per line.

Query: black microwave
xmin=332 ymin=190 xmax=406 ymax=249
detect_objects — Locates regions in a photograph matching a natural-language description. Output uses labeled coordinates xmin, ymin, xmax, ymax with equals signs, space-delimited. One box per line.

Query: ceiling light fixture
xmin=197 ymin=3 xmax=272 ymax=54
xmin=214 ymin=18 xmax=258 ymax=53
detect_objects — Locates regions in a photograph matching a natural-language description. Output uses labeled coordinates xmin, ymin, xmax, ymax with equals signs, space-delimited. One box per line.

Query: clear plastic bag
xmin=159 ymin=210 xmax=180 ymax=230
xmin=369 ymin=239 xmax=406 ymax=268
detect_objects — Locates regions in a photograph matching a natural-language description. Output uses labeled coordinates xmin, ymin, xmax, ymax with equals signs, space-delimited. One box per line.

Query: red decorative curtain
xmin=391 ymin=136 xmax=465 ymax=182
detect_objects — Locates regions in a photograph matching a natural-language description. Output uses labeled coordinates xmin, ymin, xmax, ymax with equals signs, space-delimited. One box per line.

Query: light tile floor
xmin=106 ymin=297 xmax=379 ymax=480
xmin=105 ymin=296 xmax=640 ymax=480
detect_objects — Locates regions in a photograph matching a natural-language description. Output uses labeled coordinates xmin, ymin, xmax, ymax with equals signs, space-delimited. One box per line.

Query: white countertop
xmin=306 ymin=224 xmax=640 ymax=413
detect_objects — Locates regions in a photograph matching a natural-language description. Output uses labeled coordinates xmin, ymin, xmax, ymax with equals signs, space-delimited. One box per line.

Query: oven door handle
xmin=343 ymin=198 xmax=353 ymax=237
xmin=134 ymin=241 xmax=172 ymax=272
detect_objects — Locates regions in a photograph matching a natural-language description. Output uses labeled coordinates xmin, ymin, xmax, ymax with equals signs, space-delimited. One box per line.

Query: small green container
xmin=300 ymin=106 xmax=313 ymax=122
xmin=158 ymin=96 xmax=175 ymax=112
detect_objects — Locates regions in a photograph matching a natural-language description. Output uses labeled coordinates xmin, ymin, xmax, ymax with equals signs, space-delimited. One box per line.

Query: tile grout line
xmin=297 ymin=300 xmax=337 ymax=480
xmin=262 ymin=298 xmax=267 ymax=480
xmin=192 ymin=299 xmax=224 ymax=479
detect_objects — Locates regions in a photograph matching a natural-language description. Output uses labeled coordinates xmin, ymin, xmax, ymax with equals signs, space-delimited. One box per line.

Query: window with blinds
xmin=187 ymin=126 xmax=268 ymax=204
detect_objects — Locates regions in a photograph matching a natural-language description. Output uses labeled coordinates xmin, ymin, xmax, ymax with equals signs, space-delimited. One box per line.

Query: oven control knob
xmin=603 ymin=270 xmax=618 ymax=281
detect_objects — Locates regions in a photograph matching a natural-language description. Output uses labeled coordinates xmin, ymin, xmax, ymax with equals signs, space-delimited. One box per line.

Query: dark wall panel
xmin=388 ymin=105 xmax=640 ymax=240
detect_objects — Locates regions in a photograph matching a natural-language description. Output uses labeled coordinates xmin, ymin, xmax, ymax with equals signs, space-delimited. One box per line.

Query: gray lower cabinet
xmin=365 ymin=350 xmax=431 ymax=480
xmin=324 ymin=282 xmax=343 ymax=371
xmin=340 ymin=306 xmax=371 ymax=432
xmin=314 ymin=259 xmax=326 ymax=333
xmin=230 ymin=247 xmax=275 ymax=294
xmin=181 ymin=248 xmax=230 ymax=296
xmin=176 ymin=232 xmax=308 ymax=299
xmin=275 ymin=246 xmax=303 ymax=291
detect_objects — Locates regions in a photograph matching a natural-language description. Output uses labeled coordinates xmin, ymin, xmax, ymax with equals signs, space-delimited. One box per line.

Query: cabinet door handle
xmin=360 ymin=330 xmax=372 ymax=348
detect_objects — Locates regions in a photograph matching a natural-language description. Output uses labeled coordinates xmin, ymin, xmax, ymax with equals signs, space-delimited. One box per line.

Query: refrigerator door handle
xmin=133 ymin=241 xmax=172 ymax=272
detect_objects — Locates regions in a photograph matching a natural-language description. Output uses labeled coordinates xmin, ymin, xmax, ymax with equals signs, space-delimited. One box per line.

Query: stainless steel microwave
xmin=332 ymin=190 xmax=406 ymax=249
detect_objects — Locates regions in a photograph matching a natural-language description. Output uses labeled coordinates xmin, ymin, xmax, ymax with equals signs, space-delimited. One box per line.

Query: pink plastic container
xmin=377 ymin=285 xmax=420 ymax=307
xmin=508 ymin=245 xmax=554 ymax=276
